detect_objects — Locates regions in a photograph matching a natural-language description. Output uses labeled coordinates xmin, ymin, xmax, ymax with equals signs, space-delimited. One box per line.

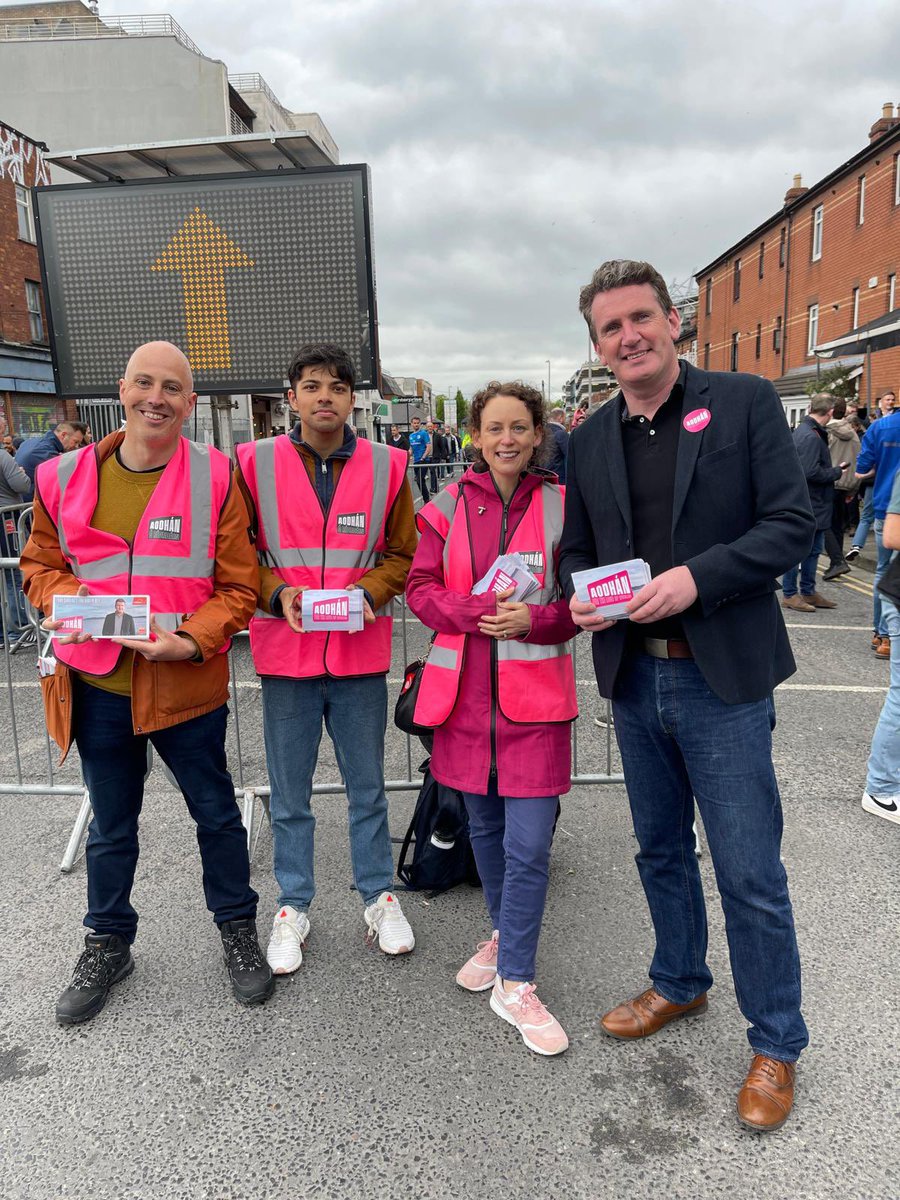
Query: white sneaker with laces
xmin=266 ymin=905 xmax=310 ymax=974
xmin=862 ymin=791 xmax=900 ymax=825
xmin=490 ymin=979 xmax=569 ymax=1056
xmin=364 ymin=891 xmax=415 ymax=955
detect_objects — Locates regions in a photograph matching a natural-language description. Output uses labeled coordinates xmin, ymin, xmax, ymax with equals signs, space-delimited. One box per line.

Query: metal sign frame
xmin=32 ymin=163 xmax=380 ymax=398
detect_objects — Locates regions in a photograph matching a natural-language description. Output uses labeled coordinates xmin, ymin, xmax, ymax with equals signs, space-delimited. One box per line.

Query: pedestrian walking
xmin=822 ymin=399 xmax=860 ymax=580
xmin=855 ymin=390 xmax=900 ymax=657
xmin=863 ymin=466 xmax=900 ymax=824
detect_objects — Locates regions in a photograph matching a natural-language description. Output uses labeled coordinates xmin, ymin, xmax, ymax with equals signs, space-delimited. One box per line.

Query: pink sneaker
xmin=489 ymin=980 xmax=569 ymax=1056
xmin=456 ymin=931 xmax=499 ymax=992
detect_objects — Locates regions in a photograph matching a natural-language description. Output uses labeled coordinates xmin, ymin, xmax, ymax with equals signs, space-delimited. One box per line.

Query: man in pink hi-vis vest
xmin=235 ymin=344 xmax=418 ymax=972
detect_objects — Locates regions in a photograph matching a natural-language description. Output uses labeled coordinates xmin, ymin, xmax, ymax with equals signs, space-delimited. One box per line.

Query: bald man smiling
xmin=21 ymin=341 xmax=273 ymax=1023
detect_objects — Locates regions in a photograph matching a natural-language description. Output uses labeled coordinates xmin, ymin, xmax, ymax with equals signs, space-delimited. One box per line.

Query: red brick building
xmin=0 ymin=119 xmax=68 ymax=434
xmin=695 ymin=104 xmax=900 ymax=423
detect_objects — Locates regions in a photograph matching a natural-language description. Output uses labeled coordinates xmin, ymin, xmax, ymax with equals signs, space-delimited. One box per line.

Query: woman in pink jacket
xmin=406 ymin=380 xmax=578 ymax=1055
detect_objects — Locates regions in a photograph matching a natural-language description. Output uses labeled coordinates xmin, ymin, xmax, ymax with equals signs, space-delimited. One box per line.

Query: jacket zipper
xmin=489 ymin=493 xmax=511 ymax=779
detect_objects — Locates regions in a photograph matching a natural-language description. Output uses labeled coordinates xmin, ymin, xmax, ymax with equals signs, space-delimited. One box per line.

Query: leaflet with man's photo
xmin=51 ymin=593 xmax=151 ymax=639
xmin=300 ymin=588 xmax=366 ymax=632
xmin=571 ymin=559 xmax=653 ymax=620
xmin=471 ymin=553 xmax=541 ymax=602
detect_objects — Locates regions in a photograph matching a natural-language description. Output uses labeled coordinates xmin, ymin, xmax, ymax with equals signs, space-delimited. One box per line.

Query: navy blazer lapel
xmin=671 ymin=363 xmax=710 ymax=532
xmin=601 ymin=396 xmax=632 ymax=534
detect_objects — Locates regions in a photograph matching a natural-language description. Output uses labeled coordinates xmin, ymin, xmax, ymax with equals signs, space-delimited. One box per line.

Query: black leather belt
xmin=643 ymin=638 xmax=693 ymax=660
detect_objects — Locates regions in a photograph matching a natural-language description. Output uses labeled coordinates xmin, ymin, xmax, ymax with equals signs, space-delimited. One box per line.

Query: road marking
xmin=784 ymin=624 xmax=873 ymax=630
xmin=776 ymin=683 xmax=887 ymax=693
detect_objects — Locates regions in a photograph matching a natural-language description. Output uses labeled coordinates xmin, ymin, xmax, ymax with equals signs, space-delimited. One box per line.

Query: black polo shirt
xmin=620 ymin=364 xmax=686 ymax=641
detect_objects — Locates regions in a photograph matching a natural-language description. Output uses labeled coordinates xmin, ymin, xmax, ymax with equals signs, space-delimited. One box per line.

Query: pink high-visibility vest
xmin=37 ymin=438 xmax=232 ymax=676
xmin=236 ymin=434 xmax=407 ymax=678
xmin=413 ymin=480 xmax=578 ymax=727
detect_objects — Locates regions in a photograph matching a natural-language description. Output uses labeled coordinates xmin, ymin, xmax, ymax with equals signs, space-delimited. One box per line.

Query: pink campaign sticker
xmin=587 ymin=570 xmax=634 ymax=607
xmin=683 ymin=408 xmax=711 ymax=433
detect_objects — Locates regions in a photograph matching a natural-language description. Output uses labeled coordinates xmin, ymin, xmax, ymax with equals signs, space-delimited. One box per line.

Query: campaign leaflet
xmin=300 ymin=588 xmax=366 ymax=632
xmin=472 ymin=554 xmax=541 ymax=602
xmin=51 ymin=593 xmax=151 ymax=639
xmin=571 ymin=559 xmax=653 ymax=620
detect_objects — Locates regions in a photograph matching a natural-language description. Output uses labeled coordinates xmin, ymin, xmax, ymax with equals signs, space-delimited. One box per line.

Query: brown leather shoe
xmin=806 ymin=591 xmax=837 ymax=609
xmin=781 ymin=595 xmax=815 ymax=612
xmin=876 ymin=638 xmax=891 ymax=658
xmin=736 ymin=1054 xmax=796 ymax=1132
xmin=873 ymin=633 xmax=885 ymax=650
xmin=600 ymin=986 xmax=708 ymax=1039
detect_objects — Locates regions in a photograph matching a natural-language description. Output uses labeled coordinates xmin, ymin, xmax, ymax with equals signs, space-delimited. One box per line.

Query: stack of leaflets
xmin=472 ymin=553 xmax=541 ymax=602
xmin=300 ymin=588 xmax=366 ymax=632
xmin=571 ymin=559 xmax=653 ymax=621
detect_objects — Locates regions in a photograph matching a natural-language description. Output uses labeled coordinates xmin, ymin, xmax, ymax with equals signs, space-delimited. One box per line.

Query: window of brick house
xmin=890 ymin=274 xmax=896 ymax=312
xmin=705 ymin=276 xmax=712 ymax=315
xmin=15 ymin=185 xmax=35 ymax=243
xmin=755 ymin=324 xmax=762 ymax=359
xmin=730 ymin=333 xmax=739 ymax=371
xmin=733 ymin=258 xmax=742 ymax=301
xmin=25 ymin=281 xmax=44 ymax=342
xmin=807 ymin=304 xmax=819 ymax=355
xmin=852 ymin=287 xmax=860 ymax=329
xmin=773 ymin=316 xmax=782 ymax=353
xmin=758 ymin=241 xmax=765 ymax=279
xmin=811 ymin=206 xmax=823 ymax=261
xmin=857 ymin=175 xmax=866 ymax=225
xmin=779 ymin=226 xmax=786 ymax=267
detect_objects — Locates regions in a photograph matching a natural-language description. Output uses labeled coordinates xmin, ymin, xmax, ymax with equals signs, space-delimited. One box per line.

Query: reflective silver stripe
xmin=534 ymin=484 xmax=564 ymax=604
xmin=53 ymin=450 xmax=82 ymax=562
xmin=376 ymin=600 xmax=393 ymax=617
xmin=257 ymin=548 xmax=384 ymax=570
xmin=428 ymin=644 xmax=459 ymax=670
xmin=75 ymin=553 xmax=130 ymax=579
xmin=154 ymin=612 xmax=183 ymax=632
xmin=427 ymin=487 xmax=458 ymax=524
xmin=131 ymin=555 xmax=215 ymax=578
xmin=363 ymin=443 xmax=393 ymax=568
xmin=497 ymin=639 xmax=571 ymax=663
xmin=253 ymin=438 xmax=282 ymax=555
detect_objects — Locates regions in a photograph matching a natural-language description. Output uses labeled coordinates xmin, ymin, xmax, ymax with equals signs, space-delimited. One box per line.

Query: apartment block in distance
xmin=695 ymin=103 xmax=900 ymax=424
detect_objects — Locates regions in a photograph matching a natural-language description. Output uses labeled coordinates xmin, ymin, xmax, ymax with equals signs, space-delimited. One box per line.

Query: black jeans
xmin=73 ymin=679 xmax=257 ymax=942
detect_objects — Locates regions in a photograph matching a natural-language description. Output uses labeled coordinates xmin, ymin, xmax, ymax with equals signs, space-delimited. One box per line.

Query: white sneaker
xmin=862 ymin=791 xmax=900 ymax=825
xmin=364 ymin=891 xmax=415 ymax=955
xmin=266 ymin=905 xmax=310 ymax=974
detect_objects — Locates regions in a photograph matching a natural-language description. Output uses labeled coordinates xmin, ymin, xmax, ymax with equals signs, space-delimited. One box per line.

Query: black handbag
xmin=394 ymin=648 xmax=433 ymax=738
xmin=878 ymin=552 xmax=900 ymax=604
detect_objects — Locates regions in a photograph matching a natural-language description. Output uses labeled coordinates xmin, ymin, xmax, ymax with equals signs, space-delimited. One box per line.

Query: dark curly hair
xmin=469 ymin=380 xmax=547 ymax=470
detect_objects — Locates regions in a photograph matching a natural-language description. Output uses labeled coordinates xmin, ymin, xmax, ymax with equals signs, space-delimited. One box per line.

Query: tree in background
xmin=804 ymin=364 xmax=857 ymax=403
xmin=435 ymin=391 xmax=469 ymax=427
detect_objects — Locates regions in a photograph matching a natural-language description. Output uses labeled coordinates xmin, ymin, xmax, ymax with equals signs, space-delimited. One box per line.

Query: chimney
xmin=784 ymin=173 xmax=808 ymax=204
xmin=869 ymin=102 xmax=899 ymax=142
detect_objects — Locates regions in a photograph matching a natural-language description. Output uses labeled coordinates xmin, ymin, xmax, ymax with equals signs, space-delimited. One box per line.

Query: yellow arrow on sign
xmin=151 ymin=207 xmax=254 ymax=372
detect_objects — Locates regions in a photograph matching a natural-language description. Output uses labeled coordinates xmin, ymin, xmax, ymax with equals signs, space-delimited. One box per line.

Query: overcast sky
xmin=101 ymin=0 xmax=899 ymax=399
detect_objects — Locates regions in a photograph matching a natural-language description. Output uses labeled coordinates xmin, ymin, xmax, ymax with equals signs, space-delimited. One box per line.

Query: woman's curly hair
xmin=468 ymin=380 xmax=547 ymax=470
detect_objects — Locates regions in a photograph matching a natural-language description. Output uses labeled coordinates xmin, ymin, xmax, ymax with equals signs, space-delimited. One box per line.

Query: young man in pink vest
xmin=21 ymin=341 xmax=273 ymax=1023
xmin=235 ymin=344 xmax=418 ymax=971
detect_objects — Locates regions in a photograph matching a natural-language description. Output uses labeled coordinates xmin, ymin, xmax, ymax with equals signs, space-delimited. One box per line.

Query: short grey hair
xmin=579 ymin=260 xmax=674 ymax=342
xmin=549 ymin=407 xmax=566 ymax=423
xmin=808 ymin=393 xmax=835 ymax=416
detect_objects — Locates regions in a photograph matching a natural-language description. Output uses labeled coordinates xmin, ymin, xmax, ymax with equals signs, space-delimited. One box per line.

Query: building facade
xmin=695 ymin=104 xmax=900 ymax=414
xmin=0 ymin=119 xmax=71 ymax=433
xmin=562 ymin=358 xmax=617 ymax=409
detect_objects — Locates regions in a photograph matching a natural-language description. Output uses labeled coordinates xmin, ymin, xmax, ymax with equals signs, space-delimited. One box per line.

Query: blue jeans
xmin=873 ymin=519 xmax=893 ymax=636
xmin=867 ymin=596 xmax=900 ymax=796
xmin=611 ymin=654 xmax=808 ymax=1062
xmin=461 ymin=784 xmax=559 ymax=982
xmin=261 ymin=674 xmax=394 ymax=909
xmin=782 ymin=530 xmax=825 ymax=597
xmin=0 ymin=524 xmax=28 ymax=637
xmin=73 ymin=680 xmax=257 ymax=943
xmin=853 ymin=486 xmax=874 ymax=550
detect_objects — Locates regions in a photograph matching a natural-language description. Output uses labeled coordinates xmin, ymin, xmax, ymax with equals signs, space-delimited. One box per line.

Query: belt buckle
xmin=644 ymin=637 xmax=669 ymax=659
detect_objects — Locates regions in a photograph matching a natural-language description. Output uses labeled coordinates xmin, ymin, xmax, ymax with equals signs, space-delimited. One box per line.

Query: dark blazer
xmin=792 ymin=415 xmax=842 ymax=530
xmin=545 ymin=421 xmax=569 ymax=484
xmin=102 ymin=611 xmax=136 ymax=636
xmin=558 ymin=362 xmax=816 ymax=704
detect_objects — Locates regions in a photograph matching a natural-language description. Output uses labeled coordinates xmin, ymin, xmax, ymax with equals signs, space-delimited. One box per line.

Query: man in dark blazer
xmin=559 ymin=259 xmax=815 ymax=1133
xmin=101 ymin=598 xmax=136 ymax=636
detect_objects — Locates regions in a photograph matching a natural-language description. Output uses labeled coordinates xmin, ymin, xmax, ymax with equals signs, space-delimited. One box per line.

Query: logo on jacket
xmin=312 ymin=596 xmax=349 ymax=621
xmin=518 ymin=551 xmax=545 ymax=573
xmin=148 ymin=516 xmax=182 ymax=540
xmin=587 ymin=570 xmax=633 ymax=606
xmin=337 ymin=511 xmax=366 ymax=535
xmin=683 ymin=408 xmax=711 ymax=433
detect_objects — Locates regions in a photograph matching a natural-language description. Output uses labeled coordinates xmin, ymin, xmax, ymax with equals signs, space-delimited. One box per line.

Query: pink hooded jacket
xmin=405 ymin=466 xmax=578 ymax=798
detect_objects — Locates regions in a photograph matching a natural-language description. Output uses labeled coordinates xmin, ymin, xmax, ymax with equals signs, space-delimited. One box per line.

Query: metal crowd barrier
xmin=0 ymin=494 xmax=622 ymax=875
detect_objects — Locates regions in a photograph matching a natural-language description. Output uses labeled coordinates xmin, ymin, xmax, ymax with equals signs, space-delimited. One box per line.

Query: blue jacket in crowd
xmin=855 ymin=410 xmax=900 ymax=519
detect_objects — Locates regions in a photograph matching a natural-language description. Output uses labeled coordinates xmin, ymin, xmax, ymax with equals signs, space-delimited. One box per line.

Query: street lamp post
xmin=546 ymin=359 xmax=551 ymax=402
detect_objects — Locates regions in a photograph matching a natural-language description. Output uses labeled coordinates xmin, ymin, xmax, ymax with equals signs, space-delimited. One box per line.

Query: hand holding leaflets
xmin=569 ymin=560 xmax=699 ymax=630
xmin=473 ymin=554 xmax=539 ymax=640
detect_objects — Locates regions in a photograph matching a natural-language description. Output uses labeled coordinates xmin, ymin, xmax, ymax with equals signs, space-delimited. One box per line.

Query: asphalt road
xmin=0 ymin=560 xmax=897 ymax=1200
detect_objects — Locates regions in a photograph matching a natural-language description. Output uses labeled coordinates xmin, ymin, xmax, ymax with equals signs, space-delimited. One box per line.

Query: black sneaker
xmin=220 ymin=919 xmax=274 ymax=1006
xmin=56 ymin=933 xmax=134 ymax=1025
xmin=822 ymin=561 xmax=851 ymax=580
xmin=845 ymin=547 xmax=861 ymax=562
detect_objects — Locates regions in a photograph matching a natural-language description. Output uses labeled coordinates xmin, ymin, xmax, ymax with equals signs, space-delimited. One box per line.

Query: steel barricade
xmin=1 ymin=527 xmax=622 ymax=873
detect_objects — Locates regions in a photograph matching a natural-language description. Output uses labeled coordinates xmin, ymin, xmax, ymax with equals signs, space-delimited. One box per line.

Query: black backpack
xmin=397 ymin=762 xmax=481 ymax=895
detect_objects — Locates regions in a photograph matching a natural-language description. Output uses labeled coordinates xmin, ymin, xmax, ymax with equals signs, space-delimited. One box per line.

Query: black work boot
xmin=220 ymin=919 xmax=274 ymax=1006
xmin=56 ymin=933 xmax=134 ymax=1025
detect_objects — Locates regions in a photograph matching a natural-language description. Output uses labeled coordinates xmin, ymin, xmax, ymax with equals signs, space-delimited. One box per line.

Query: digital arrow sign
xmin=33 ymin=165 xmax=378 ymax=397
